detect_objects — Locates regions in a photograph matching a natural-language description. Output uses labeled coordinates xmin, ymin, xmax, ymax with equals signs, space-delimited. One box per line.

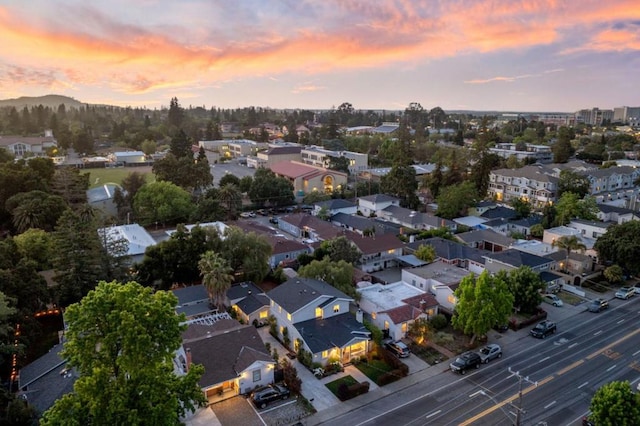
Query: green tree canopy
xmin=510 ymin=197 xmax=531 ymax=219
xmin=198 ymin=251 xmax=233 ymax=310
xmin=319 ymin=236 xmax=361 ymax=264
xmin=500 ymin=267 xmax=545 ymax=315
xmin=603 ymin=264 xmax=624 ymax=284
xmin=436 ymin=181 xmax=478 ymax=220
xmin=414 ymin=244 xmax=436 ymax=263
xmin=552 ymin=126 xmax=574 ymax=163
xmin=553 ymin=192 xmax=598 ymax=226
xmin=380 ymin=164 xmax=419 ymax=209
xmin=297 ymin=257 xmax=355 ymax=298
xmin=133 ymin=181 xmax=192 ymax=226
xmin=595 ymin=220 xmax=640 ymax=274
xmin=557 ymin=170 xmax=590 ymax=198
xmin=452 ymin=270 xmax=514 ymax=344
xmin=41 ymin=281 xmax=206 ymax=425
xmin=248 ymin=168 xmax=294 ymax=208
xmin=13 ymin=228 xmax=54 ymax=271
xmin=218 ymin=227 xmax=272 ymax=283
xmin=6 ymin=190 xmax=68 ymax=233
xmin=588 ymin=381 xmax=640 ymax=426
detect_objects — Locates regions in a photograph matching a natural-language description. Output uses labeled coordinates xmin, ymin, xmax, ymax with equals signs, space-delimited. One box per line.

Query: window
xmin=253 ymin=369 xmax=261 ymax=382
xmin=401 ymin=322 xmax=408 ymax=333
xmin=333 ymin=304 xmax=340 ymax=313
xmin=287 ymin=313 xmax=292 ymax=321
xmin=315 ymin=307 xmax=323 ymax=318
xmin=260 ymin=311 xmax=268 ymax=319
xmin=371 ymin=312 xmax=377 ymax=320
xmin=322 ymin=350 xmax=328 ymax=358
xmin=384 ymin=321 xmax=389 ymax=330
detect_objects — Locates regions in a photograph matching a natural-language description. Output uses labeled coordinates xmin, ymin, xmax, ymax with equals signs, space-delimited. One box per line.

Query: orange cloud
xmin=0 ymin=1 xmax=638 ymax=98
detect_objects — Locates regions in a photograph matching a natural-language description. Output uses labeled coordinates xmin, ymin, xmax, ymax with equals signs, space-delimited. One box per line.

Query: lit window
xmin=278 ymin=306 xmax=282 ymax=313
xmin=384 ymin=321 xmax=389 ymax=330
xmin=401 ymin=323 xmax=408 ymax=333
xmin=333 ymin=304 xmax=340 ymax=313
xmin=315 ymin=307 xmax=323 ymax=318
xmin=287 ymin=313 xmax=292 ymax=321
xmin=259 ymin=311 xmax=268 ymax=319
xmin=253 ymin=369 xmax=261 ymax=382
xmin=322 ymin=351 xmax=328 ymax=358
xmin=371 ymin=312 xmax=377 ymax=320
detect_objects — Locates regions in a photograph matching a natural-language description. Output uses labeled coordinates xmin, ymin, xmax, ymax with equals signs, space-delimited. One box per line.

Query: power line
xmin=508 ymin=367 xmax=538 ymax=426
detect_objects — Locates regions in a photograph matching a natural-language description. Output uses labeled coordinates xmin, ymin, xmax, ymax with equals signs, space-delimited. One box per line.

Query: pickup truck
xmin=530 ymin=320 xmax=557 ymax=339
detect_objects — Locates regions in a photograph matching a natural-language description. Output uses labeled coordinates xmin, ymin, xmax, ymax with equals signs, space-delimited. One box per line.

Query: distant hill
xmin=0 ymin=94 xmax=86 ymax=109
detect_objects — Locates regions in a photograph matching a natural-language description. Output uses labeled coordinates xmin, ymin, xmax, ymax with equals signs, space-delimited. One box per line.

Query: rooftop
xmin=404 ymin=260 xmax=470 ymax=285
xmin=357 ymin=282 xmax=428 ymax=311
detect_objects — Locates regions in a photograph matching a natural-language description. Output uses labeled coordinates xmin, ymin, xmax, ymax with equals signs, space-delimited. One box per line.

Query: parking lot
xmin=205 ymin=155 xmax=256 ymax=186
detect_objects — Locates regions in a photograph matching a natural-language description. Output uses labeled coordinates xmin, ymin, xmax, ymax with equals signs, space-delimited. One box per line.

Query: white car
xmin=477 ymin=344 xmax=502 ymax=364
xmin=542 ymin=294 xmax=563 ymax=307
xmin=615 ymin=287 xmax=635 ymax=300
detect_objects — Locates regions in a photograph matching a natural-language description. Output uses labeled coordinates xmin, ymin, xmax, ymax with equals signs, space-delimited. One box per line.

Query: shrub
xmin=377 ymin=370 xmax=403 ymax=386
xmin=429 ymin=314 xmax=448 ymax=330
xmin=347 ymin=381 xmax=370 ymax=398
xmin=337 ymin=383 xmax=349 ymax=401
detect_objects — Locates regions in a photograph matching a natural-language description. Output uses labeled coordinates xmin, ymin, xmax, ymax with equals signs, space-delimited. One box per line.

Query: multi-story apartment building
xmin=613 ymin=106 xmax=640 ymax=124
xmin=488 ymin=165 xmax=559 ymax=206
xmin=572 ymin=108 xmax=614 ymax=126
xmin=489 ymin=143 xmax=553 ymax=163
xmin=300 ymin=145 xmax=368 ymax=174
xmin=583 ymin=166 xmax=640 ymax=195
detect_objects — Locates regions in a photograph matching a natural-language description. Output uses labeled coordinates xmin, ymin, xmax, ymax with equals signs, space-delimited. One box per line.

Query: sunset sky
xmin=0 ymin=0 xmax=639 ymax=112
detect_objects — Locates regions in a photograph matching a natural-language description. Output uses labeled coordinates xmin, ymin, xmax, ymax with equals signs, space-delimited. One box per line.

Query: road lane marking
xmin=578 ymin=382 xmax=589 ymax=389
xmin=617 ymin=319 xmax=625 ymax=324
xmin=426 ymin=410 xmax=441 ymax=419
xmin=557 ymin=360 xmax=584 ymax=375
xmin=606 ymin=364 xmax=617 ymax=372
xmin=544 ymin=401 xmax=556 ymax=409
xmin=469 ymin=391 xmax=483 ymax=398
xmin=633 ymin=349 xmax=640 ymax=356
xmin=459 ymin=376 xmax=553 ymax=426
xmin=587 ymin=328 xmax=640 ymax=360
xmin=593 ymin=330 xmax=602 ymax=336
xmin=539 ymin=356 xmax=550 ymax=363
xmin=568 ymin=343 xmax=578 ymax=349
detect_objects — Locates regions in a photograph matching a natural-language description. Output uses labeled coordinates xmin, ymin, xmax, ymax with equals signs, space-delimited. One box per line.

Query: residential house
xmin=401 ymin=260 xmax=470 ymax=313
xmin=583 ymin=166 xmax=640 ymax=196
xmin=348 ymin=232 xmax=404 ymax=274
xmin=405 ymin=237 xmax=488 ymax=274
xmin=567 ymin=219 xmax=610 ymax=240
xmin=507 ymin=215 xmax=543 ymax=237
xmin=483 ymin=249 xmax=554 ymax=275
xmin=542 ymin=226 xmax=597 ymax=259
xmin=488 ymin=165 xmax=559 ymax=206
xmin=176 ymin=318 xmax=275 ymax=400
xmin=539 ymin=271 xmax=565 ymax=294
xmin=510 ymin=240 xmax=558 ymax=257
xmin=378 ymin=205 xmax=457 ymax=232
xmin=110 ymin=151 xmax=147 ymax=165
xmin=359 ymin=163 xmax=440 ymax=183
xmin=357 ymin=194 xmax=400 ymax=217
xmin=18 ymin=343 xmax=76 ymax=416
xmin=270 ymin=161 xmax=348 ymax=196
xmin=312 ymin=199 xmax=358 ymax=217
xmin=453 ymin=215 xmax=489 ymax=230
xmin=489 ymin=143 xmax=553 ymax=163
xmin=301 ymin=145 xmax=368 ymax=174
xmin=357 ymin=282 xmax=438 ymax=341
xmin=227 ymin=282 xmax=270 ymax=328
xmin=596 ymin=204 xmax=640 ymax=224
xmin=455 ymin=229 xmax=515 ymax=253
xmin=331 ymin=213 xmax=402 ymax=236
xmin=172 ymin=284 xmax=216 ymax=319
xmin=0 ymin=133 xmax=57 ymax=159
xmin=227 ymin=139 xmax=269 ymax=157
xmin=468 ymin=201 xmax=498 ymax=217
xmin=87 ymin=183 xmax=119 ymax=218
xmin=277 ymin=213 xmax=343 ymax=241
xmin=97 ymin=224 xmax=157 ymax=264
xmin=479 ymin=205 xmax=518 ymax=221
xmin=267 ymin=278 xmax=371 ymax=366
xmin=545 ymin=250 xmax=594 ymax=276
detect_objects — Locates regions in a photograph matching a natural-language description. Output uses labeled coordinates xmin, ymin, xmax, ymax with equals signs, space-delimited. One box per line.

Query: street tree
xmin=452 ymin=270 xmax=513 ymax=344
xmin=500 ymin=267 xmax=545 ymax=315
xmin=604 ymin=264 xmax=624 ymax=284
xmin=40 ymin=281 xmax=206 ymax=425
xmin=219 ymin=174 xmax=240 ymax=188
xmin=320 ymin=236 xmax=361 ymax=264
xmin=595 ymin=221 xmax=640 ymax=274
xmin=436 ymin=181 xmax=478 ymax=219
xmin=198 ymin=251 xmax=234 ymax=310
xmin=297 ymin=257 xmax=355 ymax=298
xmin=133 ymin=181 xmax=192 ymax=226
xmin=588 ymin=381 xmax=640 ymax=426
xmin=414 ymin=244 xmax=436 ymax=263
xmin=557 ymin=170 xmax=590 ymax=198
xmin=552 ymin=235 xmax=587 ymax=273
xmin=552 ymin=126 xmax=574 ymax=163
xmin=380 ymin=164 xmax=419 ymax=209
xmin=302 ymin=191 xmax=331 ymax=205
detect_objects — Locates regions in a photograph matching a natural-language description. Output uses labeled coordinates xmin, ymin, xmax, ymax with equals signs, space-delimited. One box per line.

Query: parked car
xmin=251 ymin=384 xmax=290 ymax=409
xmin=385 ymin=341 xmax=410 ymax=358
xmin=542 ymin=294 xmax=564 ymax=307
xmin=240 ymin=212 xmax=253 ymax=218
xmin=633 ymin=282 xmax=640 ymax=295
xmin=493 ymin=323 xmax=509 ymax=333
xmin=530 ymin=320 xmax=557 ymax=339
xmin=269 ymin=216 xmax=279 ymax=224
xmin=587 ymin=298 xmax=609 ymax=313
xmin=450 ymin=351 xmax=482 ymax=374
xmin=477 ymin=344 xmax=502 ymax=364
xmin=615 ymin=287 xmax=635 ymax=300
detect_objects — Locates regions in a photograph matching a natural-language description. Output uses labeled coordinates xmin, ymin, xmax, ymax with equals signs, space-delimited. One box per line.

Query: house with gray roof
xmin=378 ymin=205 xmax=456 ymax=231
xmin=405 ymin=237 xmax=488 ymax=274
xmin=227 ymin=282 xmax=270 ymax=327
xmin=18 ymin=343 xmax=76 ymax=416
xmin=175 ymin=319 xmax=275 ymax=400
xmin=331 ymin=213 xmax=402 ymax=236
xmin=596 ymin=204 xmax=640 ymax=224
xmin=357 ymin=194 xmax=400 ymax=217
xmin=97 ymin=223 xmax=157 ymax=264
xmin=87 ymin=183 xmax=119 ymax=218
xmin=267 ymin=278 xmax=370 ymax=366
xmin=401 ymin=260 xmax=471 ymax=313
xmin=455 ymin=229 xmax=515 ymax=252
xmin=172 ymin=284 xmax=216 ymax=319
xmin=488 ymin=165 xmax=559 ymax=207
xmin=583 ymin=165 xmax=640 ymax=196
xmin=483 ymin=249 xmax=554 ymax=274
xmin=312 ymin=199 xmax=357 ymax=217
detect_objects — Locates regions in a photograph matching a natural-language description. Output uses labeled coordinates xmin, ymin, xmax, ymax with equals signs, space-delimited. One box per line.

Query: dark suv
xmin=530 ymin=320 xmax=557 ymax=339
xmin=588 ymin=298 xmax=609 ymax=313
xmin=251 ymin=384 xmax=290 ymax=409
xmin=450 ymin=351 xmax=482 ymax=374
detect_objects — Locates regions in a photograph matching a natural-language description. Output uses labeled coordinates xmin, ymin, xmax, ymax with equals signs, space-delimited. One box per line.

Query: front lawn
xmin=354 ymin=359 xmax=393 ymax=383
xmin=325 ymin=375 xmax=358 ymax=397
xmin=557 ymin=291 xmax=584 ymax=306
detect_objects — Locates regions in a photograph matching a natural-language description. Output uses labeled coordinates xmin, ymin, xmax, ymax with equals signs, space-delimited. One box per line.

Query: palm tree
xmin=198 ymin=251 xmax=234 ymax=311
xmin=217 ymin=183 xmax=242 ymax=220
xmin=552 ymin=235 xmax=587 ymax=273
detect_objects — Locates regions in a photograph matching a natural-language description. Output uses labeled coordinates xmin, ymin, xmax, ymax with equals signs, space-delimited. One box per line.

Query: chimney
xmin=186 ymin=348 xmax=192 ymax=372
xmin=356 ymin=309 xmax=363 ymax=323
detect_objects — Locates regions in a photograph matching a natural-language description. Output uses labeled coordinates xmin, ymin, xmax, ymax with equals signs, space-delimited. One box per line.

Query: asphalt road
xmin=317 ymin=296 xmax=640 ymax=426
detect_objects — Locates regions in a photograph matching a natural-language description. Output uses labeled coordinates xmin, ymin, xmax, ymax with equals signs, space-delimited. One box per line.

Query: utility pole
xmin=508 ymin=367 xmax=537 ymax=426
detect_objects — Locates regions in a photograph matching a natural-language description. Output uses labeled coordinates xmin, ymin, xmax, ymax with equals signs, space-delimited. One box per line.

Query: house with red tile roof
xmin=270 ymin=161 xmax=347 ymax=196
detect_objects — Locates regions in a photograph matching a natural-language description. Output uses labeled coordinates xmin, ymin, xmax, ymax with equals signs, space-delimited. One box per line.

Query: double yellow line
xmin=460 ymin=328 xmax=640 ymax=425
